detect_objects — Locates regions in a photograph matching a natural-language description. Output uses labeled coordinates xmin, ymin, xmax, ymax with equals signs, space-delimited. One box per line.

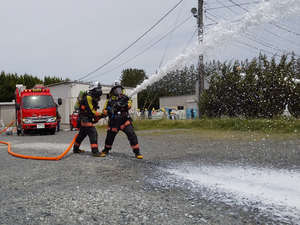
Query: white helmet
xmin=112 ymin=80 xmax=120 ymax=86
xmin=88 ymin=81 xmax=102 ymax=98
xmin=110 ymin=80 xmax=124 ymax=97
xmin=89 ymin=81 xmax=101 ymax=91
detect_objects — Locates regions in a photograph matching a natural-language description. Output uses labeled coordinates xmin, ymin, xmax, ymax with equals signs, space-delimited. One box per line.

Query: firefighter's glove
xmin=93 ymin=117 xmax=101 ymax=124
xmin=107 ymin=106 xmax=114 ymax=115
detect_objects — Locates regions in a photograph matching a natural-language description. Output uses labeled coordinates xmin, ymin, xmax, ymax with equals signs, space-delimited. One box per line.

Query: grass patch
xmin=95 ymin=117 xmax=300 ymax=134
xmin=129 ymin=117 xmax=300 ymax=134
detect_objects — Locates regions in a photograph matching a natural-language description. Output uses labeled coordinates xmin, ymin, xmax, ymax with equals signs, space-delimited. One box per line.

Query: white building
xmin=0 ymin=102 xmax=15 ymax=127
xmin=159 ymin=95 xmax=198 ymax=119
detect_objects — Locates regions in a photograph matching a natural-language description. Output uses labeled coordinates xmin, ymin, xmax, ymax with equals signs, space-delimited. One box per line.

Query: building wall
xmin=0 ymin=102 xmax=16 ymax=126
xmin=159 ymin=95 xmax=196 ymax=110
xmin=159 ymin=95 xmax=197 ymax=119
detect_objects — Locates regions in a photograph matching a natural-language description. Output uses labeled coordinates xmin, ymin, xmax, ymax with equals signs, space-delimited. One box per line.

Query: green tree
xmin=255 ymin=54 xmax=290 ymax=118
xmin=18 ymin=73 xmax=43 ymax=89
xmin=0 ymin=71 xmax=66 ymax=102
xmin=0 ymin=71 xmax=18 ymax=102
xmin=201 ymin=61 xmax=243 ymax=117
xmin=239 ymin=58 xmax=261 ymax=118
xmin=288 ymin=81 xmax=300 ymax=118
xmin=120 ymin=68 xmax=147 ymax=87
xmin=200 ymin=54 xmax=296 ymax=118
xmin=44 ymin=76 xmax=64 ymax=85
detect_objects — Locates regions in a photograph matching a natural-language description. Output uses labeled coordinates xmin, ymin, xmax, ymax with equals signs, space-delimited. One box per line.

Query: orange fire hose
xmin=0 ymin=118 xmax=78 ymax=161
xmin=0 ymin=134 xmax=78 ymax=161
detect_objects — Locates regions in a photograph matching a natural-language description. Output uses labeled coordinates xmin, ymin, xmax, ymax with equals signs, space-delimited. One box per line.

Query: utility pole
xmin=192 ymin=0 xmax=204 ymax=118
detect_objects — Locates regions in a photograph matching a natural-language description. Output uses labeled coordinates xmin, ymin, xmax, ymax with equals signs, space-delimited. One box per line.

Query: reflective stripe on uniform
xmin=91 ymin=143 xmax=98 ymax=148
xmin=107 ymin=126 xmax=118 ymax=132
xmin=81 ymin=122 xmax=93 ymax=127
xmin=131 ymin=143 xmax=139 ymax=149
xmin=120 ymin=120 xmax=131 ymax=130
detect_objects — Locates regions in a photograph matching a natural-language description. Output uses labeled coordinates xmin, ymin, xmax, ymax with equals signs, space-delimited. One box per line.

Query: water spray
xmin=128 ymin=0 xmax=300 ymax=98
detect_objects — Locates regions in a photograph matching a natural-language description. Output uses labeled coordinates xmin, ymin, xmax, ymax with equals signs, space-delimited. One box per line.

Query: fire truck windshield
xmin=22 ymin=95 xmax=55 ymax=109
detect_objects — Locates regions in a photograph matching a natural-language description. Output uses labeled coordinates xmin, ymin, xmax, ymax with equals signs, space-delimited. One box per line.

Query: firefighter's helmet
xmin=89 ymin=81 xmax=102 ymax=98
xmin=110 ymin=80 xmax=124 ymax=96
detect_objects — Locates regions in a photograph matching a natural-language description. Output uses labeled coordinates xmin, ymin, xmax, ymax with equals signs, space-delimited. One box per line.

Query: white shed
xmin=159 ymin=95 xmax=198 ymax=119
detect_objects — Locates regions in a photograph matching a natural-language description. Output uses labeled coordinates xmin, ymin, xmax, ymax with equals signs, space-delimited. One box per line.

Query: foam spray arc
xmin=128 ymin=0 xmax=300 ymax=98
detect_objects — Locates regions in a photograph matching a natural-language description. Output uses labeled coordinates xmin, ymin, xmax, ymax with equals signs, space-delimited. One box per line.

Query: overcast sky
xmin=1 ymin=0 xmax=299 ymax=86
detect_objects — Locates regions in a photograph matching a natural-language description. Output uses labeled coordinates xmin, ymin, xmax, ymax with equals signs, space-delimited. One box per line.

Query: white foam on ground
xmin=10 ymin=142 xmax=90 ymax=153
xmin=165 ymin=165 xmax=300 ymax=223
xmin=12 ymin=143 xmax=72 ymax=149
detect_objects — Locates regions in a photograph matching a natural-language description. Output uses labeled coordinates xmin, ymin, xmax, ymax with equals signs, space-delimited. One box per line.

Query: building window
xmin=178 ymin=106 xmax=184 ymax=110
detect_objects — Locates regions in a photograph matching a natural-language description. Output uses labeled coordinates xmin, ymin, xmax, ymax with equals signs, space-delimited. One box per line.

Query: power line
xmin=230 ymin=0 xmax=300 ymax=37
xmin=182 ymin=28 xmax=198 ymax=54
xmin=205 ymin=2 xmax=257 ymax=11
xmin=270 ymin=22 xmax=300 ymax=37
xmin=257 ymin=28 xmax=300 ymax=47
xmin=278 ymin=18 xmax=300 ymax=33
xmin=84 ymin=0 xmax=299 ymax=83
xmin=86 ymin=13 xmax=193 ymax=81
xmin=158 ymin=0 xmax=186 ymax=69
xmin=212 ymin=0 xmax=300 ymax=57
xmin=86 ymin=15 xmax=193 ymax=81
xmin=216 ymin=0 xmax=239 ymax=15
xmin=78 ymin=0 xmax=183 ymax=81
xmin=241 ymin=33 xmax=290 ymax=55
xmin=235 ymin=39 xmax=283 ymax=57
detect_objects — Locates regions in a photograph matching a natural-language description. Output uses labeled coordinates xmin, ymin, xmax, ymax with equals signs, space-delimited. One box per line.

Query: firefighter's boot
xmin=133 ymin=149 xmax=143 ymax=159
xmin=73 ymin=146 xmax=85 ymax=153
xmin=92 ymin=151 xmax=105 ymax=157
xmin=101 ymin=149 xmax=110 ymax=155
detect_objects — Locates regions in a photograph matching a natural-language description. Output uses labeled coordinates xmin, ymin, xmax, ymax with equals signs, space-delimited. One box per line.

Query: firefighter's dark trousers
xmin=104 ymin=119 xmax=140 ymax=153
xmin=74 ymin=125 xmax=99 ymax=153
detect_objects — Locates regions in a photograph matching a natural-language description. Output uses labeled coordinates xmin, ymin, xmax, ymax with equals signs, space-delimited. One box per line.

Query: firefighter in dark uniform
xmin=73 ymin=81 xmax=105 ymax=157
xmin=101 ymin=82 xmax=143 ymax=159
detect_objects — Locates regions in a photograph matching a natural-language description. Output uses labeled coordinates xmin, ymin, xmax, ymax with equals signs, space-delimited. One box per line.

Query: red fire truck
xmin=15 ymin=84 xmax=62 ymax=135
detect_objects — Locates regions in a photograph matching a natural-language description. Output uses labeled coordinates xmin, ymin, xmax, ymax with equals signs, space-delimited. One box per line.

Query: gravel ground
xmin=1 ymin=127 xmax=300 ymax=224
